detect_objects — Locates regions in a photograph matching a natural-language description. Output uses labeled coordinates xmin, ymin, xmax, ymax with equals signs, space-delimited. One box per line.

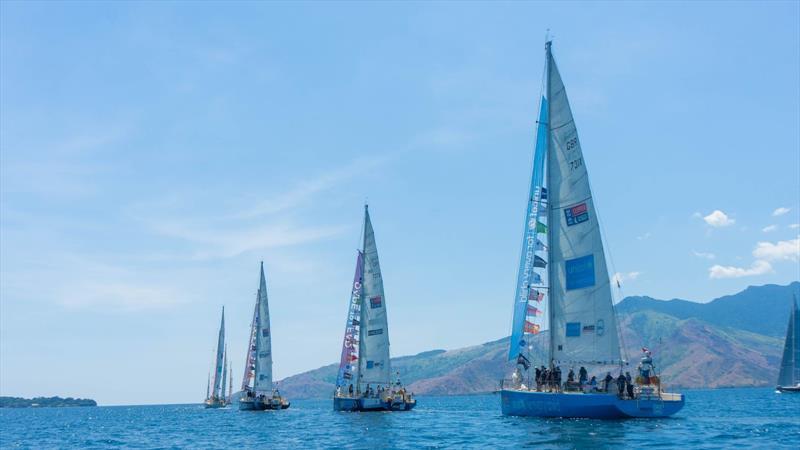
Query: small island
xmin=0 ymin=396 xmax=97 ymax=408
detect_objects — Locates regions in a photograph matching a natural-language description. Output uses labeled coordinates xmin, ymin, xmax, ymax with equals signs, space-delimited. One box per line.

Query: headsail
xmin=337 ymin=251 xmax=364 ymax=387
xmin=254 ymin=262 xmax=274 ymax=393
xmin=777 ymin=295 xmax=799 ymax=387
xmin=212 ymin=307 xmax=226 ymax=398
xmin=359 ymin=206 xmax=392 ymax=385
xmin=545 ymin=42 xmax=621 ymax=365
xmin=509 ymin=96 xmax=550 ymax=361
xmin=241 ymin=290 xmax=259 ymax=391
xmin=220 ymin=346 xmax=228 ymax=400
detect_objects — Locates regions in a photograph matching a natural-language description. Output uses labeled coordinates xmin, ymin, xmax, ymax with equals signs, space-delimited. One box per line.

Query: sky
xmin=1 ymin=1 xmax=798 ymax=405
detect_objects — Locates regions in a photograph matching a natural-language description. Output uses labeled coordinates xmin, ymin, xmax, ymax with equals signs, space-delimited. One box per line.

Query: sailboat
xmin=776 ymin=295 xmax=800 ymax=393
xmin=204 ymin=307 xmax=227 ymax=408
xmin=239 ymin=262 xmax=290 ymax=410
xmin=500 ymin=40 xmax=684 ymax=418
xmin=333 ymin=205 xmax=416 ymax=412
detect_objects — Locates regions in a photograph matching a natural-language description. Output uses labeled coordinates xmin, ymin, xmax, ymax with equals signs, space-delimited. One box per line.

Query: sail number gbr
xmin=565 ymin=137 xmax=582 ymax=172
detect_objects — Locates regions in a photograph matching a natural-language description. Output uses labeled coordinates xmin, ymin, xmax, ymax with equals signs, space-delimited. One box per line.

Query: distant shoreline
xmin=0 ymin=396 xmax=97 ymax=408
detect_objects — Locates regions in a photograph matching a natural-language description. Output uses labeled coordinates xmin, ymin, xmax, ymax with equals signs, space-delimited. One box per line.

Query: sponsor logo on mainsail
xmin=564 ymin=202 xmax=589 ymax=226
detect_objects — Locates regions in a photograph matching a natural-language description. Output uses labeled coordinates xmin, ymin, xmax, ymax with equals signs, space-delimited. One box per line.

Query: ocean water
xmin=1 ymin=388 xmax=798 ymax=449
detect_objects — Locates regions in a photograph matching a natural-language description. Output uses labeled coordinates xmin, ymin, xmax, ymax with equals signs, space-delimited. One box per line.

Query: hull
xmin=500 ymin=389 xmax=684 ymax=419
xmin=204 ymin=399 xmax=226 ymax=409
xmin=333 ymin=396 xmax=417 ymax=412
xmin=776 ymin=385 xmax=800 ymax=393
xmin=239 ymin=397 xmax=290 ymax=411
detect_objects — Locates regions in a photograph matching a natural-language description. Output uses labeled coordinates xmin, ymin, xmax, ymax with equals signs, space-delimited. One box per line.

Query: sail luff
xmin=241 ymin=292 xmax=258 ymax=391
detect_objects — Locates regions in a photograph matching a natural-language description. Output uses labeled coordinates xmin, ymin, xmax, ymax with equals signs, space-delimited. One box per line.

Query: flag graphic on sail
xmin=336 ymin=251 xmax=364 ymax=387
xmin=359 ymin=207 xmax=392 ymax=384
xmin=509 ymin=96 xmax=550 ymax=361
xmin=545 ymin=43 xmax=621 ymax=364
xmin=254 ymin=262 xmax=274 ymax=393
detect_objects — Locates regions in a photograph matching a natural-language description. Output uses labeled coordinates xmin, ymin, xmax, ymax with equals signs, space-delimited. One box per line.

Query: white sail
xmin=359 ymin=206 xmax=392 ymax=385
xmin=254 ymin=262 xmax=274 ymax=393
xmin=211 ymin=307 xmax=225 ymax=398
xmin=220 ymin=346 xmax=228 ymax=400
xmin=777 ymin=296 xmax=799 ymax=387
xmin=546 ymin=42 xmax=621 ymax=365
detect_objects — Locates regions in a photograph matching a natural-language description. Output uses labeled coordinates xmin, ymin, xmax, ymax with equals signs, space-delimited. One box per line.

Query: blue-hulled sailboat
xmin=333 ymin=205 xmax=416 ymax=412
xmin=239 ymin=262 xmax=290 ymax=410
xmin=776 ymin=295 xmax=800 ymax=393
xmin=500 ymin=40 xmax=684 ymax=419
xmin=204 ymin=307 xmax=227 ymax=408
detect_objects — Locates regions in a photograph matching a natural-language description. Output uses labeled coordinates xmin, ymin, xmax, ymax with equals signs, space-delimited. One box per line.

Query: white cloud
xmin=752 ymin=237 xmax=800 ymax=262
xmin=709 ymin=260 xmax=773 ymax=279
xmin=703 ymin=210 xmax=735 ymax=227
xmin=636 ymin=232 xmax=651 ymax=241
xmin=612 ymin=271 xmax=641 ymax=285
xmin=790 ymin=224 xmax=799 ymax=230
xmin=773 ymin=207 xmax=791 ymax=217
xmin=762 ymin=225 xmax=778 ymax=233
xmin=692 ymin=250 xmax=716 ymax=260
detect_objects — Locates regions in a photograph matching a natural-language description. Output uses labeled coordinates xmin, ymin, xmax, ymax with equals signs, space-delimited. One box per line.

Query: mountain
xmin=0 ymin=396 xmax=97 ymax=408
xmin=277 ymin=283 xmax=797 ymax=399
xmin=616 ymin=282 xmax=799 ymax=338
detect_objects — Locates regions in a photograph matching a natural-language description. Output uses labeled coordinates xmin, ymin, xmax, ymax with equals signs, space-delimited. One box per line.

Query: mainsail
xmin=212 ymin=307 xmax=226 ymax=398
xmin=777 ymin=296 xmax=799 ymax=387
xmin=253 ymin=262 xmax=274 ymax=393
xmin=336 ymin=251 xmax=364 ymax=387
xmin=359 ymin=206 xmax=392 ymax=385
xmin=509 ymin=41 xmax=621 ymax=366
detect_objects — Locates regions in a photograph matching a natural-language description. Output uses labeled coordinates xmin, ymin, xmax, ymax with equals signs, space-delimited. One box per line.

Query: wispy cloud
xmin=773 ymin=207 xmax=791 ymax=217
xmin=692 ymin=250 xmax=716 ymax=260
xmin=612 ymin=271 xmax=641 ymax=285
xmin=789 ymin=224 xmax=799 ymax=230
xmin=709 ymin=260 xmax=772 ymax=279
xmin=60 ymin=282 xmax=184 ymax=311
xmin=752 ymin=237 xmax=800 ymax=262
xmin=702 ymin=210 xmax=735 ymax=227
xmin=762 ymin=224 xmax=778 ymax=233
xmin=636 ymin=232 xmax=651 ymax=241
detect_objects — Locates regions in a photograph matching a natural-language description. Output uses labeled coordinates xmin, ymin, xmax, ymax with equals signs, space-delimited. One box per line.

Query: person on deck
xmin=616 ymin=373 xmax=626 ymax=398
xmin=535 ymin=366 xmax=542 ymax=391
xmin=625 ymin=372 xmax=634 ymax=399
xmin=554 ymin=366 xmax=562 ymax=392
xmin=604 ymin=372 xmax=614 ymax=393
xmin=589 ymin=376 xmax=598 ymax=392
xmin=579 ymin=366 xmax=588 ymax=386
xmin=567 ymin=368 xmax=575 ymax=383
xmin=348 ymin=384 xmax=354 ymax=396
xmin=638 ymin=350 xmax=654 ymax=385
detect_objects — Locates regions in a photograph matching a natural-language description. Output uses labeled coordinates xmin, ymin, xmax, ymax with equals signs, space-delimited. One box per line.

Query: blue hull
xmin=500 ymin=389 xmax=684 ymax=419
xmin=333 ymin=396 xmax=417 ymax=412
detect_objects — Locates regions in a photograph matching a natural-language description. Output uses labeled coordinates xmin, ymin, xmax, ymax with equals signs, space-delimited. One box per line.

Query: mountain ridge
xmin=277 ymin=282 xmax=798 ymax=399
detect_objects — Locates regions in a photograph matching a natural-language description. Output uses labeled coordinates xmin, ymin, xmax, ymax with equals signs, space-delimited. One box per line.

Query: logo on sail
xmin=367 ymin=328 xmax=383 ymax=336
xmin=369 ymin=296 xmax=382 ymax=309
xmin=564 ymin=202 xmax=589 ymax=226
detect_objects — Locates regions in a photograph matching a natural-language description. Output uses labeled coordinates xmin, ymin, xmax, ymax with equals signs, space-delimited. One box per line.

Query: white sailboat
xmin=500 ymin=40 xmax=684 ymax=418
xmin=239 ymin=262 xmax=290 ymax=410
xmin=204 ymin=307 xmax=226 ymax=408
xmin=333 ymin=205 xmax=416 ymax=412
xmin=776 ymin=295 xmax=800 ymax=393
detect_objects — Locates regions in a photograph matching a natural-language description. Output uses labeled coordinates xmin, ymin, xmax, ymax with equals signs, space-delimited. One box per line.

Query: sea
xmin=1 ymin=388 xmax=798 ymax=449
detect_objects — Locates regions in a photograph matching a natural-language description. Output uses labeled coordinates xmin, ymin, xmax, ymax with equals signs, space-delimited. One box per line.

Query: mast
xmin=545 ymin=39 xmax=554 ymax=367
xmin=357 ymin=205 xmax=368 ymax=393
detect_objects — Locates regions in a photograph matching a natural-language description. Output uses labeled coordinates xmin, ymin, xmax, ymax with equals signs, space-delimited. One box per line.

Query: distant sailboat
xmin=204 ymin=307 xmax=227 ymax=408
xmin=333 ymin=205 xmax=416 ymax=412
xmin=776 ymin=295 xmax=800 ymax=393
xmin=500 ymin=40 xmax=684 ymax=418
xmin=239 ymin=262 xmax=290 ymax=410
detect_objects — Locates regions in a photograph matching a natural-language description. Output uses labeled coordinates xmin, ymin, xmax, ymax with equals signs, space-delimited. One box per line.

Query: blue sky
xmin=1 ymin=1 xmax=798 ymax=405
